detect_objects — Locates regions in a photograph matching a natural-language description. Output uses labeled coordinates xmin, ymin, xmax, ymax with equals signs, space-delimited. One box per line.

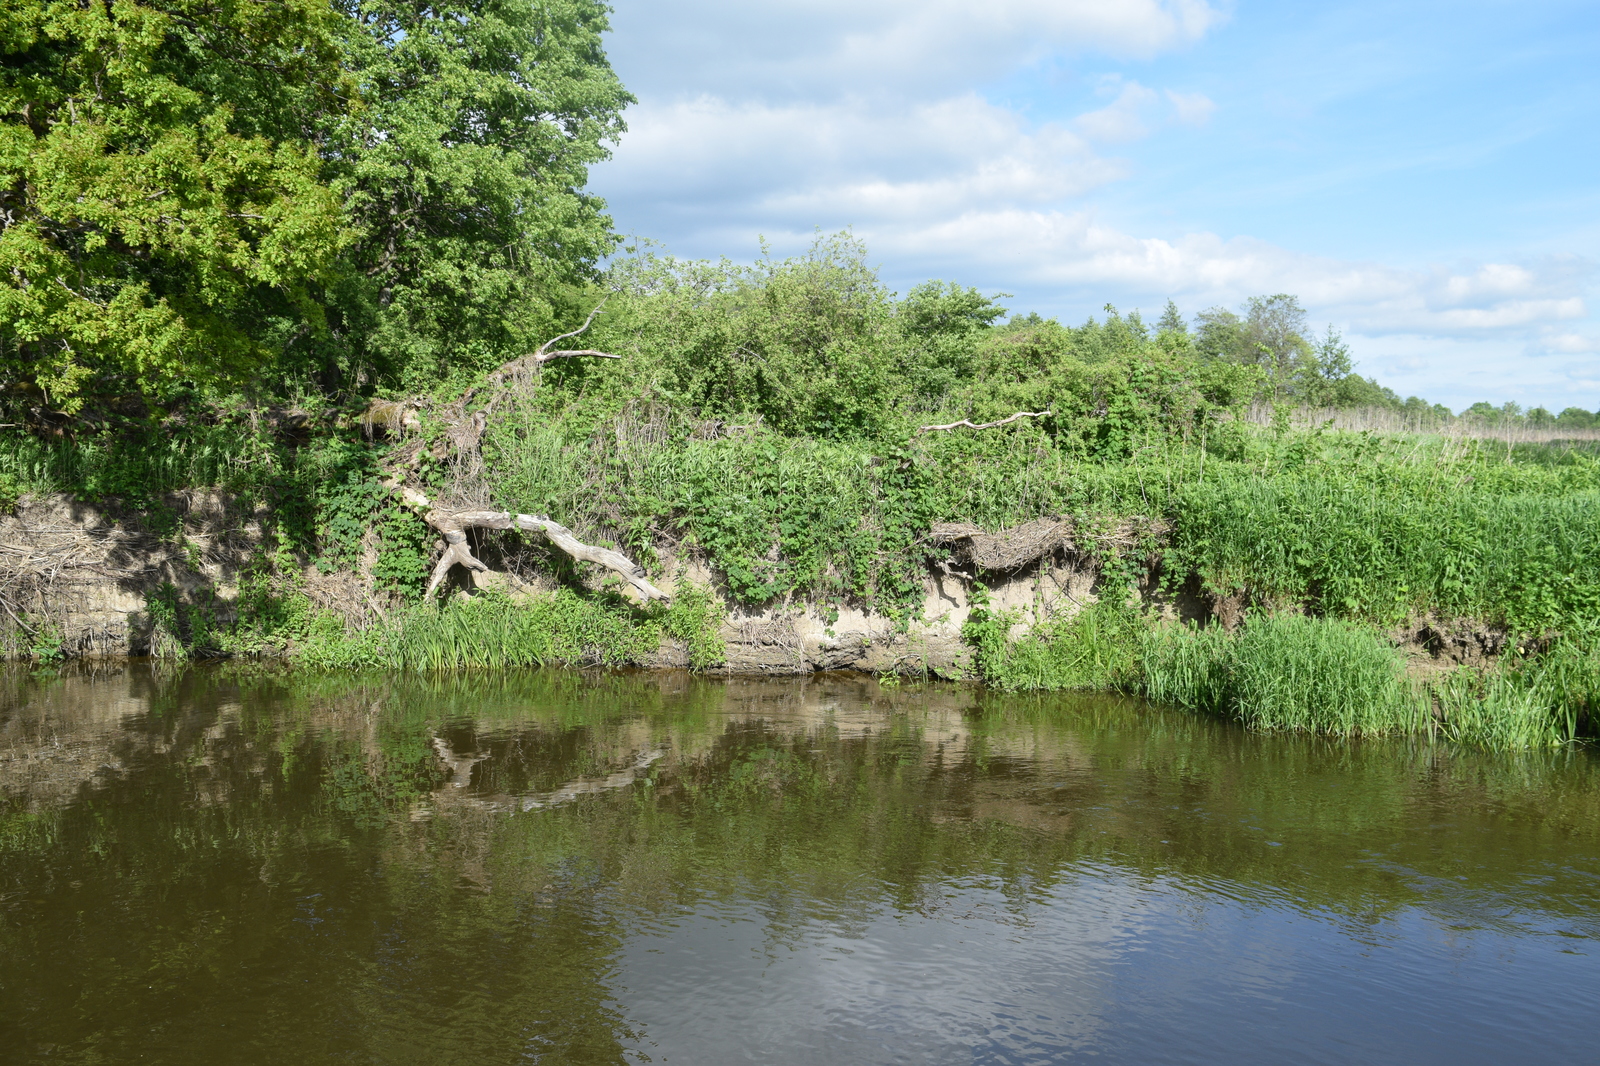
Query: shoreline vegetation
xmin=4 ymin=4 xmax=1598 ymax=751
xmin=4 ymin=239 xmax=1598 ymax=752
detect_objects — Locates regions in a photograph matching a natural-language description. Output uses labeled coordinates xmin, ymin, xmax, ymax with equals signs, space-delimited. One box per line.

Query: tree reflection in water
xmin=1 ymin=665 xmax=1598 ymax=1065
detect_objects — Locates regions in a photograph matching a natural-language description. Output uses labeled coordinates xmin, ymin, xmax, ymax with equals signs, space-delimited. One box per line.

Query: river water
xmin=1 ymin=665 xmax=1597 ymax=1064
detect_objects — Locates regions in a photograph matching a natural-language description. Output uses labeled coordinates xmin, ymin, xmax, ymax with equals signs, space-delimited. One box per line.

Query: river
xmin=1 ymin=665 xmax=1597 ymax=1064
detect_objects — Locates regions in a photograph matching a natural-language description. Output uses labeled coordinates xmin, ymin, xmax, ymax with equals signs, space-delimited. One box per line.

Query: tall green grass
xmin=0 ymin=417 xmax=288 ymax=503
xmin=1433 ymin=629 xmax=1600 ymax=750
xmin=964 ymin=593 xmax=1144 ymax=692
xmin=1138 ymin=611 xmax=1593 ymax=748
xmin=1141 ymin=614 xmax=1424 ymax=736
xmin=384 ymin=591 xmax=661 ymax=670
xmin=285 ymin=587 xmax=728 ymax=673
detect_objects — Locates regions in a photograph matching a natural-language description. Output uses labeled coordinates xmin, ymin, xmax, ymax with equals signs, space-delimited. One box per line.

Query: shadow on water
xmin=2 ymin=664 xmax=1598 ymax=1065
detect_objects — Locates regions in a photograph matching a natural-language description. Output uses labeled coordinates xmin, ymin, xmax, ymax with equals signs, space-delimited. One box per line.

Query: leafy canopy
xmin=1 ymin=0 xmax=630 ymax=410
xmin=1 ymin=0 xmax=351 ymax=410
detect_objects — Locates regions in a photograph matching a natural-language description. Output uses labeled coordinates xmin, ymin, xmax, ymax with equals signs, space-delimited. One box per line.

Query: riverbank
xmin=3 ymin=250 xmax=1598 ymax=749
xmin=3 ymin=444 xmax=1595 ymax=753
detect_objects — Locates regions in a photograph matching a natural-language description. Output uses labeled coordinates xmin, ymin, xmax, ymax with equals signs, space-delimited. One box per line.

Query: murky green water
xmin=2 ymin=666 xmax=1598 ymax=1065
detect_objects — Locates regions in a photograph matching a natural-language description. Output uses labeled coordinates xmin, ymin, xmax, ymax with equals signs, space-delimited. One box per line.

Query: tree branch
xmin=916 ymin=410 xmax=1051 ymax=436
xmin=404 ymin=494 xmax=668 ymax=604
xmin=531 ymin=298 xmax=609 ymax=360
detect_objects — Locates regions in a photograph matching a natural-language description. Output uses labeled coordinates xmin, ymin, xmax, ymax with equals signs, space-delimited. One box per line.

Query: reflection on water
xmin=1 ymin=665 xmax=1597 ymax=1065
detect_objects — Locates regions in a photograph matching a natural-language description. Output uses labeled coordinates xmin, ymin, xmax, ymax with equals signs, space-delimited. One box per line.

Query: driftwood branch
xmin=917 ymin=410 xmax=1051 ymax=436
xmin=380 ymin=309 xmax=668 ymax=605
xmin=403 ymin=492 xmax=668 ymax=604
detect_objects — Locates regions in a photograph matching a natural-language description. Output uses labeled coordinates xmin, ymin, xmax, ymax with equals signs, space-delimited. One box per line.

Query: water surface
xmin=2 ymin=666 xmax=1597 ymax=1064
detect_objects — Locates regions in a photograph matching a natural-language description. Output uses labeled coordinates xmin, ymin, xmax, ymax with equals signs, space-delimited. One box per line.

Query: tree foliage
xmin=1 ymin=0 xmax=630 ymax=410
xmin=324 ymin=0 xmax=631 ymax=395
xmin=1 ymin=0 xmax=351 ymax=410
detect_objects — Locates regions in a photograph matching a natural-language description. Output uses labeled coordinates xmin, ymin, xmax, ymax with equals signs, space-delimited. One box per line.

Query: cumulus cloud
xmin=592 ymin=0 xmax=1599 ymax=409
xmin=605 ymin=95 xmax=1123 ymax=220
xmin=607 ymin=0 xmax=1227 ymax=100
xmin=1544 ymin=332 xmax=1600 ymax=354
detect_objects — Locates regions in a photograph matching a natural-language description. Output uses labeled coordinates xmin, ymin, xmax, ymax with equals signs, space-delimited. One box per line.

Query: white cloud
xmin=608 ymin=0 xmax=1229 ymax=100
xmin=1544 ymin=332 xmax=1599 ymax=353
xmin=593 ymin=0 xmax=1600 ymax=410
xmin=1074 ymin=80 xmax=1161 ymax=143
xmin=604 ymin=95 xmax=1127 ymax=219
xmin=864 ymin=207 xmax=1592 ymax=339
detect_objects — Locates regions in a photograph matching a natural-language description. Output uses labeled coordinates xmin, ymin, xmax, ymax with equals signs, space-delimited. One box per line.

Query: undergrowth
xmin=963 ymin=584 xmax=1144 ymax=692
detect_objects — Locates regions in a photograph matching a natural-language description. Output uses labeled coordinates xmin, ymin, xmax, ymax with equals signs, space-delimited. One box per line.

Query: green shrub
xmin=661 ymin=585 xmax=727 ymax=669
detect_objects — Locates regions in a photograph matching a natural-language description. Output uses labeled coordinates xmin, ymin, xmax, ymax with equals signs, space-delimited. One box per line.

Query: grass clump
xmin=1140 ymin=613 xmax=1423 ymax=736
xmin=964 ymin=589 xmax=1144 ymax=692
xmin=1228 ymin=614 xmax=1424 ymax=735
xmin=285 ymin=586 xmax=730 ymax=673
xmin=1433 ymin=628 xmax=1599 ymax=750
xmin=381 ymin=590 xmax=662 ymax=671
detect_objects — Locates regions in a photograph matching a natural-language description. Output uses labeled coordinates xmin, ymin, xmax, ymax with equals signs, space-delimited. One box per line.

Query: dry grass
xmin=1243 ymin=403 xmax=1600 ymax=443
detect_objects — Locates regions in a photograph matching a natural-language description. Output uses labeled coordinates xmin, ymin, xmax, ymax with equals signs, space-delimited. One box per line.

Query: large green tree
xmin=1 ymin=0 xmax=630 ymax=412
xmin=1 ymin=0 xmax=352 ymax=411
xmin=321 ymin=0 xmax=631 ymax=395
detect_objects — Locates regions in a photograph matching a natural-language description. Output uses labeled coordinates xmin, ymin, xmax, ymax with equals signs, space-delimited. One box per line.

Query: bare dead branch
xmin=916 ymin=410 xmax=1051 ymax=436
xmin=533 ymin=348 xmax=621 ymax=363
xmin=530 ymin=297 xmax=609 ymax=360
xmin=406 ymin=495 xmax=668 ymax=604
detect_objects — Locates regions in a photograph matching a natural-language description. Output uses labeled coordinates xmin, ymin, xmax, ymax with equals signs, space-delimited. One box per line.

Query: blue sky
xmin=588 ymin=0 xmax=1600 ymax=412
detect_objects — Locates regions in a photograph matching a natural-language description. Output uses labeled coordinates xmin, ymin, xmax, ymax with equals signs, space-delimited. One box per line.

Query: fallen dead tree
xmin=395 ymin=487 xmax=669 ymax=603
xmin=383 ymin=309 xmax=669 ymax=604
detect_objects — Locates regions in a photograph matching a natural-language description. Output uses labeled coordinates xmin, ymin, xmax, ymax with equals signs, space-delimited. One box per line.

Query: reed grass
xmin=286 ymin=586 xmax=733 ymax=673
xmin=1141 ymin=613 xmax=1423 ymax=736
xmin=1433 ymin=628 xmax=1599 ymax=750
xmin=1229 ymin=614 xmax=1424 ymax=735
xmin=1139 ymin=622 xmax=1233 ymax=714
xmin=383 ymin=590 xmax=660 ymax=671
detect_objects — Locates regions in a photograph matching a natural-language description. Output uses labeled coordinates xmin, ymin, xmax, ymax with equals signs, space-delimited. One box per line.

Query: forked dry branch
xmin=386 ymin=308 xmax=669 ymax=604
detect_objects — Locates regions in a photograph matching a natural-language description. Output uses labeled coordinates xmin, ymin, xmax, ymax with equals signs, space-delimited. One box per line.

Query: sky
xmin=587 ymin=0 xmax=1600 ymax=412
